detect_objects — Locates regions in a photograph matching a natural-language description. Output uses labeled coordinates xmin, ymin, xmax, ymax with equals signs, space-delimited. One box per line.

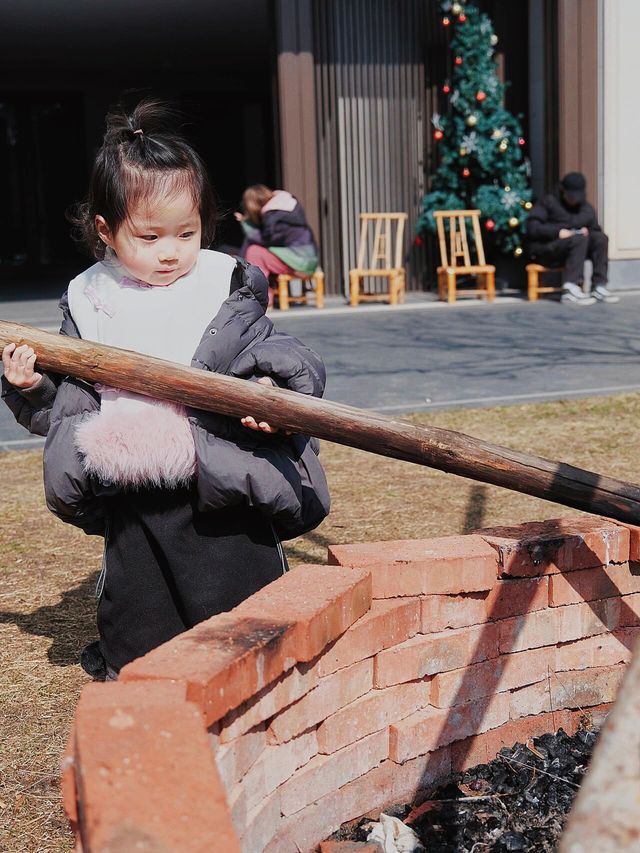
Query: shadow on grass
xmin=0 ymin=571 xmax=100 ymax=666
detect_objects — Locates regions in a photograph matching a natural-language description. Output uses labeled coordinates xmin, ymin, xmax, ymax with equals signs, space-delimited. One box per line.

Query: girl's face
xmin=96 ymin=188 xmax=201 ymax=286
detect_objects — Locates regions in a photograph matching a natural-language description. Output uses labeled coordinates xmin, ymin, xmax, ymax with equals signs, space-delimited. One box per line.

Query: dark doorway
xmin=0 ymin=0 xmax=276 ymax=295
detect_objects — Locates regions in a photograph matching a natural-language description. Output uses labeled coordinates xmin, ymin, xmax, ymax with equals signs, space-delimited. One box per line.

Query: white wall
xmin=603 ymin=0 xmax=640 ymax=260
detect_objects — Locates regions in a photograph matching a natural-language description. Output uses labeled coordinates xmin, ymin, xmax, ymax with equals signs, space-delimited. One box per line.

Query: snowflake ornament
xmin=501 ymin=190 xmax=521 ymax=211
xmin=431 ymin=112 xmax=444 ymax=131
xmin=461 ymin=132 xmax=479 ymax=153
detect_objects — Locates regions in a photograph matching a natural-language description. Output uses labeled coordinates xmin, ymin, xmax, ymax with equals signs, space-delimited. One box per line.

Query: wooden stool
xmin=526 ymin=264 xmax=564 ymax=300
xmin=349 ymin=213 xmax=408 ymax=306
xmin=433 ymin=210 xmax=495 ymax=303
xmin=276 ymin=270 xmax=324 ymax=311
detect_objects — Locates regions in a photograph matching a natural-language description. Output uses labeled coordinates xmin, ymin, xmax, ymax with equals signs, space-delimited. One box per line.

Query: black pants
xmin=96 ymin=488 xmax=286 ymax=672
xmin=530 ymin=231 xmax=609 ymax=286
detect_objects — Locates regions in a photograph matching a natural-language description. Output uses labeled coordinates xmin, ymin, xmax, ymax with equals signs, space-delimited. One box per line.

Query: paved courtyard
xmin=2 ymin=290 xmax=640 ymax=449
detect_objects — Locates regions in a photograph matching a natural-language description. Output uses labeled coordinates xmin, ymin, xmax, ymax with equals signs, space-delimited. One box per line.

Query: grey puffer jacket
xmin=1 ymin=259 xmax=330 ymax=539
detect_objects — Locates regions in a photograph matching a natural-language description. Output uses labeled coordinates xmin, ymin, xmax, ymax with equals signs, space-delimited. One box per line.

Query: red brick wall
xmin=63 ymin=517 xmax=640 ymax=851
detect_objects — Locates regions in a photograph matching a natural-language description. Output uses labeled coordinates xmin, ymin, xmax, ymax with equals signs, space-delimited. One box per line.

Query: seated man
xmin=526 ymin=172 xmax=618 ymax=305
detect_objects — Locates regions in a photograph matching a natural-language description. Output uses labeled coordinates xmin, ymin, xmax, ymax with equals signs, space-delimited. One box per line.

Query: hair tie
xmin=133 ymin=129 xmax=144 ymax=136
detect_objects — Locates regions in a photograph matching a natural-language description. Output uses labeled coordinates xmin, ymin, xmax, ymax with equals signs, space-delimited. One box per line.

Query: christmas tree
xmin=417 ymin=0 xmax=532 ymax=256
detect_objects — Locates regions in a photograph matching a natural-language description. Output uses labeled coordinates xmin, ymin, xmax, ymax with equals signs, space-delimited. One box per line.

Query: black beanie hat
xmin=560 ymin=172 xmax=586 ymax=205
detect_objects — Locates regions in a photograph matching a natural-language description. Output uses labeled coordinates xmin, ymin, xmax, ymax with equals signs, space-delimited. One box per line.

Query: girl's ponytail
xmin=68 ymin=98 xmax=217 ymax=259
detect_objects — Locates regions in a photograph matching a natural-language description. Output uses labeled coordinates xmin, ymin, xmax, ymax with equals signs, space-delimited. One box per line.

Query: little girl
xmin=1 ymin=100 xmax=330 ymax=680
xmin=236 ymin=184 xmax=318 ymax=306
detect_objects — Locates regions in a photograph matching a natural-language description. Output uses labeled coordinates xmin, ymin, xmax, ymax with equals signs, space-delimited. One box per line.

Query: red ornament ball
xmin=414 ymin=235 xmax=423 ymax=247
xmin=459 ymin=13 xmax=467 ymax=22
xmin=476 ymin=91 xmax=487 ymax=102
xmin=455 ymin=56 xmax=463 ymax=66
xmin=485 ymin=219 xmax=495 ymax=231
xmin=433 ymin=129 xmax=444 ymax=141
xmin=462 ymin=167 xmax=471 ymax=177
xmin=442 ymin=84 xmax=451 ymax=94
xmin=518 ymin=137 xmax=526 ymax=146
xmin=442 ymin=16 xmax=451 ymax=26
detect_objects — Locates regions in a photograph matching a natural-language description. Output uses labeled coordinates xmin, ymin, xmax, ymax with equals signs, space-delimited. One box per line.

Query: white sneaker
xmin=561 ymin=282 xmax=595 ymax=306
xmin=592 ymin=284 xmax=619 ymax=304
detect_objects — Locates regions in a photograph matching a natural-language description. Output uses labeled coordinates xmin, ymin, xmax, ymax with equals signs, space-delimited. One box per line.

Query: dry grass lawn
xmin=2 ymin=392 xmax=640 ymax=850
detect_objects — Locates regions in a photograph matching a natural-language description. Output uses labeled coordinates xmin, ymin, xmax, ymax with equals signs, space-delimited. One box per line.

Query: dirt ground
xmin=1 ymin=393 xmax=639 ymax=851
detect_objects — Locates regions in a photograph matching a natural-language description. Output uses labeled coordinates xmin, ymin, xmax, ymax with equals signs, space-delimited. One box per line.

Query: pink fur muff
xmin=75 ymin=396 xmax=197 ymax=488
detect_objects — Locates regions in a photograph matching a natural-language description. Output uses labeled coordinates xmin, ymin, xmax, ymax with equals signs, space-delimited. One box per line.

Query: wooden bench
xmin=275 ymin=270 xmax=324 ymax=311
xmin=526 ymin=264 xmax=563 ymax=300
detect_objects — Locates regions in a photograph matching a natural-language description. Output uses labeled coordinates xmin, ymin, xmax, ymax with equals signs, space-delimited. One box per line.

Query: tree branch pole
xmin=2 ymin=320 xmax=640 ymax=524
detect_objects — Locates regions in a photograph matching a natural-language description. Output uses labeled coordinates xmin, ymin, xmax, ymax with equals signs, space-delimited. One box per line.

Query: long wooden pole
xmin=2 ymin=320 xmax=640 ymax=524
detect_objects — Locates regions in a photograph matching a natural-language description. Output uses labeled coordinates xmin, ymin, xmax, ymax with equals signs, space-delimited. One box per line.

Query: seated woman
xmin=235 ymin=184 xmax=318 ymax=306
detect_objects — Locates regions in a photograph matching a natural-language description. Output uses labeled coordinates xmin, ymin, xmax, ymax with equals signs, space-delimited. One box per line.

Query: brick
xmin=611 ymin=520 xmax=640 ymax=561
xmin=509 ymin=665 xmax=625 ymax=719
xmin=431 ymin=647 xmax=553 ymax=708
xmin=420 ymin=593 xmax=487 ymax=633
xmin=218 ymin=659 xmax=319 ymax=743
xmin=61 ymin=731 xmax=77 ymax=831
xmin=73 ymin=683 xmax=240 ymax=852
xmin=375 ymin=623 xmax=499 ymax=688
xmin=328 ymin=535 xmax=498 ymax=597
xmin=240 ymin=789 xmax=282 ymax=853
xmin=389 ymin=693 xmax=510 ymax=763
xmin=478 ymin=517 xmax=629 ymax=577
xmin=317 ymin=681 xmax=428 ymax=754
xmin=617 ymin=591 xmax=640 ymax=627
xmin=549 ymin=563 xmax=640 ymax=606
xmin=213 ymin=724 xmax=267 ymax=791
xmin=120 ymin=565 xmax=371 ymax=726
xmin=268 ymin=659 xmax=373 ymax=744
xmin=318 ymin=598 xmax=421 ymax=677
xmin=555 ymin=628 xmax=640 ymax=672
xmin=485 ymin=577 xmax=550 ymax=620
xmin=232 ymin=730 xmax=317 ymax=821
xmin=387 ymin=746 xmax=452 ymax=805
xmin=280 ymin=730 xmax=389 ymax=816
xmin=449 ymin=705 xmax=612 ymax=772
xmin=320 ymin=842 xmax=383 ymax=852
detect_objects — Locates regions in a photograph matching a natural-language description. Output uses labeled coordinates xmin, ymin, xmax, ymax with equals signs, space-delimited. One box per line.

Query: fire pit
xmin=61 ymin=517 xmax=640 ymax=851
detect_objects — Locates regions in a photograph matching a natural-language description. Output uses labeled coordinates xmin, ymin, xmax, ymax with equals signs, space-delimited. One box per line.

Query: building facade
xmin=0 ymin=0 xmax=637 ymax=295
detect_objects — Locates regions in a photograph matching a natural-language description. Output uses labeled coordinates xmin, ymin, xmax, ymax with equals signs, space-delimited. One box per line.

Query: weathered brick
xmin=555 ymin=628 xmax=640 ymax=672
xmin=320 ymin=842 xmax=383 ymax=852
xmin=389 ymin=693 xmax=510 ymax=763
xmin=449 ymin=706 xmax=611 ymax=772
xmin=61 ymin=731 xmax=77 ymax=831
xmin=280 ymin=730 xmax=389 ymax=816
xmin=375 ymin=623 xmax=499 ymax=688
xmin=73 ymin=682 xmax=240 ymax=852
xmin=549 ymin=563 xmax=640 ymax=606
xmin=120 ymin=565 xmax=371 ymax=726
xmin=420 ymin=593 xmax=487 ymax=633
xmin=317 ymin=682 xmax=428 ymax=754
xmin=218 ymin=659 xmax=319 ymax=743
xmin=509 ymin=665 xmax=624 ymax=720
xmin=478 ymin=517 xmax=629 ymax=577
xmin=318 ymin=598 xmax=421 ymax=677
xmin=230 ymin=730 xmax=317 ymax=826
xmin=328 ymin=535 xmax=498 ymax=597
xmin=485 ymin=577 xmax=550 ymax=620
xmin=268 ymin=659 xmax=373 ymax=744
xmin=431 ymin=647 xmax=554 ymax=708
xmin=611 ymin=520 xmax=640 ymax=561
xmin=240 ymin=789 xmax=282 ymax=853
xmin=617 ymin=591 xmax=640 ymax=627
xmin=213 ymin=724 xmax=267 ymax=791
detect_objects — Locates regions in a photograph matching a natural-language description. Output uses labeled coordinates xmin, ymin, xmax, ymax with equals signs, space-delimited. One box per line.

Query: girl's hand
xmin=241 ymin=377 xmax=279 ymax=433
xmin=2 ymin=343 xmax=42 ymax=389
xmin=234 ymin=211 xmax=246 ymax=222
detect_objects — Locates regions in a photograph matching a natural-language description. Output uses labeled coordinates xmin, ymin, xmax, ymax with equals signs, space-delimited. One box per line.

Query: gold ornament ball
xmin=524 ymin=201 xmax=533 ymax=210
xmin=509 ymin=216 xmax=519 ymax=228
xmin=499 ymin=140 xmax=508 ymax=152
xmin=514 ymin=246 xmax=523 ymax=257
xmin=451 ymin=2 xmax=462 ymax=13
xmin=466 ymin=114 xmax=478 ymax=127
xmin=504 ymin=185 xmax=511 ymax=192
xmin=490 ymin=34 xmax=498 ymax=46
xmin=491 ymin=128 xmax=502 ymax=139
xmin=459 ymin=147 xmax=467 ymax=156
